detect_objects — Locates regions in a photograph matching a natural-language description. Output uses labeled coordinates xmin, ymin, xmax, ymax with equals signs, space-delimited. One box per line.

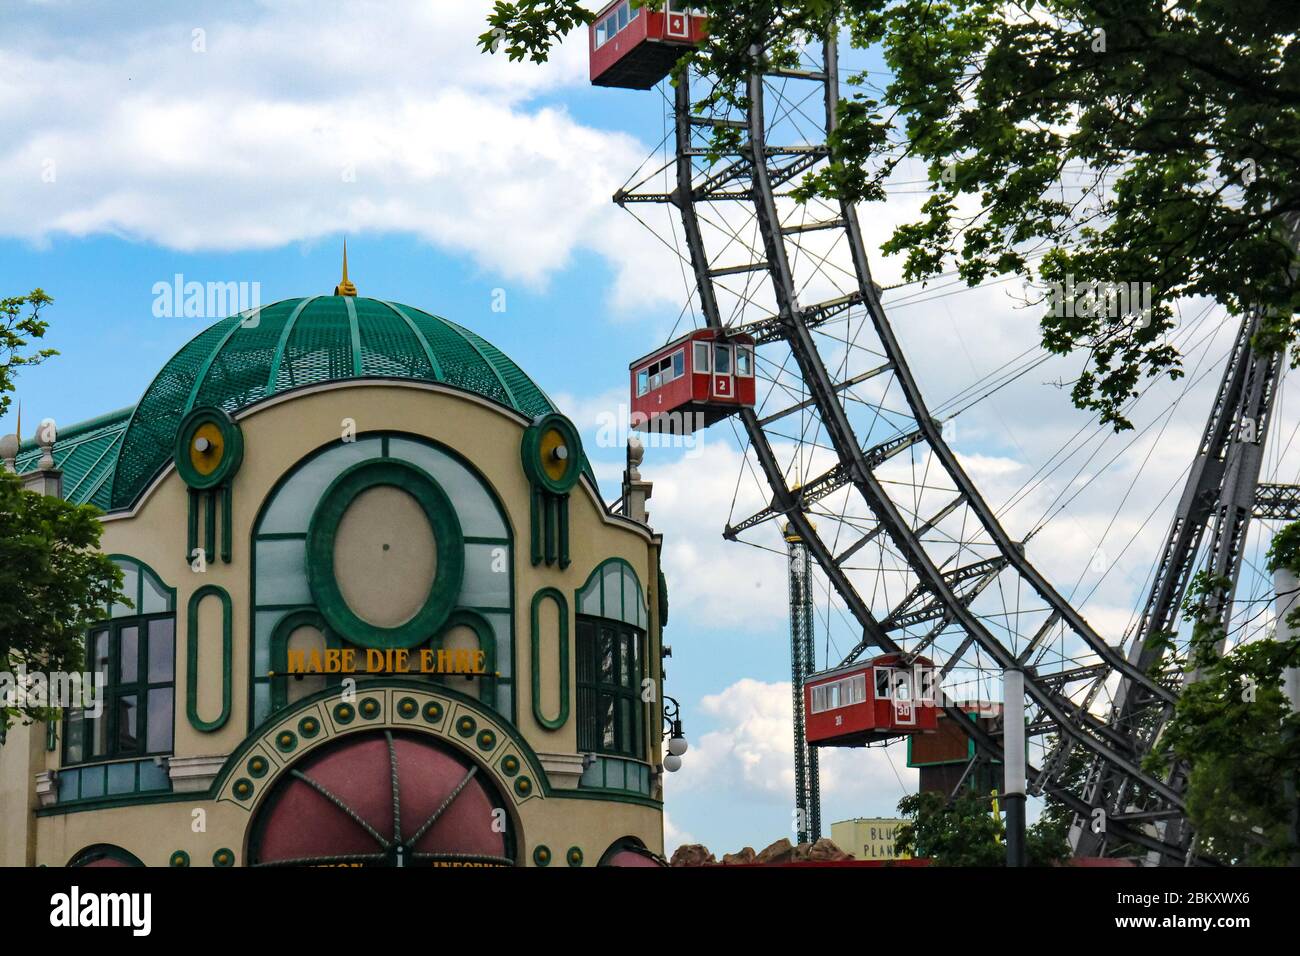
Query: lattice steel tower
xmin=786 ymin=522 xmax=821 ymax=844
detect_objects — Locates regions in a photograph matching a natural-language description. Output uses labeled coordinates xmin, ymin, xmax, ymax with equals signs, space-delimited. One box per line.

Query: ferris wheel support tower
xmin=786 ymin=522 xmax=821 ymax=844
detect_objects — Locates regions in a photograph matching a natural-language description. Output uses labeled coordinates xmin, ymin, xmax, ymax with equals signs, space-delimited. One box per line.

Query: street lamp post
xmin=662 ymin=695 xmax=688 ymax=772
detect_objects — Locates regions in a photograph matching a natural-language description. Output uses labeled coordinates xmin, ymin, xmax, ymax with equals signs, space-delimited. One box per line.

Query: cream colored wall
xmin=32 ymin=380 xmax=665 ymax=864
xmin=0 ymin=722 xmax=42 ymax=866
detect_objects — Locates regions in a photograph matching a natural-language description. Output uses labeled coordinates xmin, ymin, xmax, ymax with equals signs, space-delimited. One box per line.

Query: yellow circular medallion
xmin=189 ymin=422 xmax=225 ymax=476
xmin=539 ymin=427 xmax=570 ymax=483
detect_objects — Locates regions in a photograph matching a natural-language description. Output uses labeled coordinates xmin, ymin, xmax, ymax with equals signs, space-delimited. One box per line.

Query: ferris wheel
xmin=591 ymin=2 xmax=1299 ymax=864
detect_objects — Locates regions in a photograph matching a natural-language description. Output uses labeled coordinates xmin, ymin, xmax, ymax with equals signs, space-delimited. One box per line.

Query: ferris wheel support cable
xmin=808 ymin=38 xmax=1176 ymax=706
xmin=1065 ymin=302 xmax=1227 ymax=604
xmin=997 ymin=301 xmax=1222 ymax=522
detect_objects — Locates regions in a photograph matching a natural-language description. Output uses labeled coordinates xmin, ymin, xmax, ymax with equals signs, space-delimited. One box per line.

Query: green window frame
xmin=575 ymin=615 xmax=645 ymax=759
xmin=62 ymin=612 xmax=176 ymax=767
xmin=63 ymin=557 xmax=176 ymax=768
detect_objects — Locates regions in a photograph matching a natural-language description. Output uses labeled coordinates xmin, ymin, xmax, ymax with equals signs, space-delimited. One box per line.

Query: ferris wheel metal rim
xmin=633 ymin=31 xmax=1203 ymax=861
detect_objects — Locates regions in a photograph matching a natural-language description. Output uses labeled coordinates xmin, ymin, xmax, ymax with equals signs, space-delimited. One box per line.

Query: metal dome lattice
xmin=109 ymin=296 xmax=561 ymax=510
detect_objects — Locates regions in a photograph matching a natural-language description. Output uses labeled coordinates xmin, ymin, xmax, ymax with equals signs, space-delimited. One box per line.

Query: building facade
xmin=0 ymin=281 xmax=667 ymax=867
xmin=829 ymin=818 xmax=909 ymax=862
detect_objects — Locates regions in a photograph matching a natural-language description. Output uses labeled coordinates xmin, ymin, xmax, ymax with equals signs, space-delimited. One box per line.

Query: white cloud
xmin=662 ymin=811 xmax=695 ymax=851
xmin=669 ymin=678 xmax=916 ymax=810
xmin=0 ymin=0 xmax=682 ymax=306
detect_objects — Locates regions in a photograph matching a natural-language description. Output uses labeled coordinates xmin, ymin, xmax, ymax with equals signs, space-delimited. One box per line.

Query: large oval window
xmin=307 ymin=460 xmax=464 ymax=649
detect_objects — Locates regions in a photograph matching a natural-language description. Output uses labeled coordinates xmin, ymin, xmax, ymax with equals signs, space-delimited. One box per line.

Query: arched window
xmin=574 ymin=560 xmax=647 ymax=760
xmin=62 ymin=557 xmax=176 ymax=768
xmin=249 ymin=434 xmax=514 ymax=727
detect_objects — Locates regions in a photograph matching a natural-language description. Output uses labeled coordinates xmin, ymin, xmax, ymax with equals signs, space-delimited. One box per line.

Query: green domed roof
xmin=110 ymin=296 xmax=560 ymax=510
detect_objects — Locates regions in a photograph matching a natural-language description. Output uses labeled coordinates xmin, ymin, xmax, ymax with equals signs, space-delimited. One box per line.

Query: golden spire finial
xmin=334 ymin=239 xmax=357 ymax=297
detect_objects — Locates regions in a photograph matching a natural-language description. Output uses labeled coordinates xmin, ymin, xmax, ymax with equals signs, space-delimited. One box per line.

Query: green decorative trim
xmin=207 ymin=678 xmax=660 ymax=812
xmin=422 ymin=701 xmax=444 ymax=723
xmin=333 ymin=702 xmax=356 ymax=724
xmin=221 ymin=483 xmax=233 ymax=563
xmin=186 ymin=585 xmax=233 ymax=732
xmin=397 ymin=696 xmax=420 ymax=718
xmin=183 ymin=310 xmax=256 ymax=413
xmin=187 ymin=488 xmax=199 ymax=565
xmin=306 ymin=460 xmax=465 ymax=649
xmin=438 ymin=314 xmax=520 ymax=407
xmin=500 ymin=754 xmax=520 ymax=777
xmin=520 ymin=412 xmax=584 ymax=496
xmin=456 ymin=715 xmax=477 ymax=738
xmin=275 ymin=730 xmax=298 ymax=752
xmin=476 ymin=729 xmax=497 ymax=751
xmin=359 ymin=697 xmax=382 ymax=720
xmin=566 ymin=846 xmax=584 ymax=867
xmin=248 ymin=430 xmax=518 ymax=731
xmin=532 ymin=845 xmax=552 ymax=867
xmin=232 ymin=778 xmax=255 ymax=801
xmin=522 ymin=413 xmax=583 ymax=569
xmin=530 ymin=588 xmax=570 ymax=730
xmin=298 ymin=716 xmax=321 ymax=738
xmin=37 ymin=789 xmax=197 ymax=818
xmin=247 ymin=755 xmax=270 ymax=778
xmin=342 ymin=295 xmax=364 ymax=376
xmin=657 ymin=567 xmax=669 ymax=627
xmin=433 ymin=609 xmax=497 ymax=706
xmin=174 ymin=406 xmax=244 ymax=491
xmin=514 ymin=776 xmax=533 ymax=798
xmin=377 ymin=300 xmax=445 ymax=380
xmin=204 ymin=487 xmax=217 ymax=564
xmin=212 ymin=847 xmax=235 ymax=867
xmin=169 ymin=850 xmax=191 ymax=868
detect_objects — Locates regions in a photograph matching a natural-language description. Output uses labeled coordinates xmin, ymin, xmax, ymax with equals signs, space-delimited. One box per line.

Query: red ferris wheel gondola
xmin=589 ymin=1 xmax=707 ymax=90
xmin=629 ymin=328 xmax=756 ymax=434
xmin=804 ymin=654 xmax=940 ymax=747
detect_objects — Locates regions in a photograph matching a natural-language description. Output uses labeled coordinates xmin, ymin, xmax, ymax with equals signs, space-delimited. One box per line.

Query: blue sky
xmin=1 ymin=0 xmax=868 ymax=852
xmin=3 ymin=1 xmax=1272 ymax=855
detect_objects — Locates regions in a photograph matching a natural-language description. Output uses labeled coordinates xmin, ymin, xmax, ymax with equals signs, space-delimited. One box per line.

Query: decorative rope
xmin=385 ymin=731 xmax=402 ymax=845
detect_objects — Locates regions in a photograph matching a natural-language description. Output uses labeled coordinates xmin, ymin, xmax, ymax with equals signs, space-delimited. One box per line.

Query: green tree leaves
xmin=478 ymin=0 xmax=595 ymax=62
xmin=0 ymin=289 xmax=56 ymax=421
xmin=0 ymin=470 xmax=124 ymax=732
xmin=895 ymin=789 xmax=1070 ymax=866
xmin=1 ymin=288 xmax=124 ymax=732
xmin=1144 ymin=565 xmax=1300 ymax=865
